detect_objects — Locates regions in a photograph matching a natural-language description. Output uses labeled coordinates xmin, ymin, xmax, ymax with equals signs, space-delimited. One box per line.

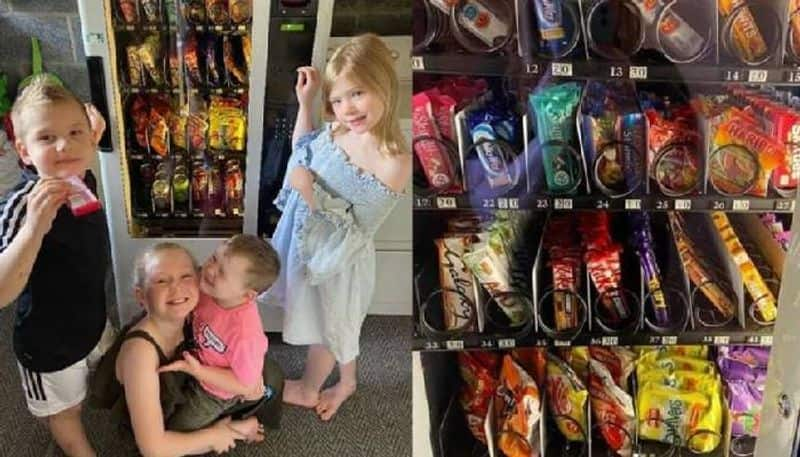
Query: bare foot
xmin=228 ymin=417 xmax=265 ymax=443
xmin=282 ymin=379 xmax=320 ymax=408
xmin=315 ymin=383 xmax=356 ymax=421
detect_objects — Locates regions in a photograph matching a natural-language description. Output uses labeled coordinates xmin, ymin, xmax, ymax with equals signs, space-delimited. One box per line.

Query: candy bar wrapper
xmin=456 ymin=1 xmax=511 ymax=47
xmin=459 ymin=351 xmax=500 ymax=443
xmin=206 ymin=35 xmax=223 ymax=87
xmin=169 ymin=110 xmax=188 ymax=151
xmin=130 ymin=95 xmax=150 ymax=148
xmin=182 ymin=0 xmax=206 ymax=23
xmin=66 ymin=176 xmax=102 ymax=217
xmin=184 ymin=33 xmax=203 ymax=85
xmin=463 ymin=230 xmax=528 ymax=325
xmin=140 ymin=0 xmax=160 ymax=24
xmin=637 ymin=381 xmax=724 ymax=452
xmin=632 ymin=0 xmax=705 ymax=60
xmin=229 ymin=0 xmax=251 ymax=24
xmin=719 ymin=0 xmax=768 ymax=63
xmin=223 ymin=35 xmax=248 ymax=85
xmin=711 ymin=212 xmax=777 ymax=322
xmin=126 ymin=46 xmax=144 ymax=87
xmin=630 ymin=212 xmax=670 ymax=326
xmin=532 ymin=0 xmax=567 ymax=56
xmin=727 ymin=380 xmax=763 ymax=436
xmin=118 ymin=0 xmax=138 ymax=24
xmin=412 ymin=92 xmax=460 ymax=192
xmin=496 ymin=355 xmax=542 ymax=457
xmin=436 ymin=236 xmax=479 ymax=331
xmin=467 ymin=102 xmax=518 ymax=190
xmin=546 ymin=354 xmax=588 ymax=441
xmin=589 ymin=346 xmax=636 ymax=389
xmin=530 ymin=83 xmax=583 ymax=194
xmin=148 ymin=97 xmax=171 ymax=156
xmin=589 ymin=359 xmax=635 ymax=456
xmin=430 ymin=90 xmax=458 ymax=143
xmin=139 ymin=35 xmax=165 ymax=86
xmin=207 ymin=0 xmax=229 ymax=25
xmin=768 ymin=108 xmax=800 ymax=193
xmin=187 ymin=111 xmax=209 ymax=152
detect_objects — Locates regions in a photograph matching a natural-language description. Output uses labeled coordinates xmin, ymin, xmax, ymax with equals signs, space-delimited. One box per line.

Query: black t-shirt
xmin=0 ymin=170 xmax=110 ymax=372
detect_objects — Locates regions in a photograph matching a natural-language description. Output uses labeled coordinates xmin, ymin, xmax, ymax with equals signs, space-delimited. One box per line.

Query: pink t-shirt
xmin=192 ymin=292 xmax=269 ymax=400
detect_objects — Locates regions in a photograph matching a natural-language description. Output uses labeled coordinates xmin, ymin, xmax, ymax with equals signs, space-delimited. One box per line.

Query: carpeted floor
xmin=0 ymin=309 xmax=412 ymax=457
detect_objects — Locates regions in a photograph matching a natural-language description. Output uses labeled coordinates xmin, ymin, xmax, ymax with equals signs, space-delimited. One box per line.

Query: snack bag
xmin=589 ymin=359 xmax=635 ymax=456
xmin=546 ymin=354 xmax=588 ymax=441
xmin=496 ymin=355 xmax=542 ymax=457
xmin=66 ymin=176 xmax=101 ymax=217
xmin=459 ymin=351 xmax=500 ymax=443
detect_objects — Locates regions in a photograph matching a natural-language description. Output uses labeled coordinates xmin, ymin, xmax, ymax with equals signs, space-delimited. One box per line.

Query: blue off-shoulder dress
xmin=260 ymin=125 xmax=402 ymax=363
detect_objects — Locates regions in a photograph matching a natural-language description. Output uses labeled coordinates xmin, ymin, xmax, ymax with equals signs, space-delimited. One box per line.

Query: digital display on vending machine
xmin=280 ymin=23 xmax=306 ymax=32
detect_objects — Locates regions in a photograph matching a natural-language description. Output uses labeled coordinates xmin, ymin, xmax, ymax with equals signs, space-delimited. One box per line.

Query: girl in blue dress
xmin=262 ymin=34 xmax=411 ymax=421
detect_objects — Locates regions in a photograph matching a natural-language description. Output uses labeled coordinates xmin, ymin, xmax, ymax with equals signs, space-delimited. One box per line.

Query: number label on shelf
xmin=746 ymin=335 xmax=760 ymax=344
xmin=445 ymin=340 xmax=464 ymax=350
xmin=508 ymin=198 xmax=519 ymax=209
xmin=601 ymin=336 xmax=619 ymax=346
xmin=596 ymin=199 xmax=610 ymax=209
xmin=625 ymin=199 xmax=642 ymax=210
xmin=552 ymin=62 xmax=573 ymax=77
xmin=415 ymin=197 xmax=432 ymax=208
xmin=760 ymin=335 xmax=773 ymax=346
xmin=656 ymin=200 xmax=670 ymax=210
xmin=526 ymin=63 xmax=540 ymax=74
xmin=748 ymin=69 xmax=768 ymax=83
xmin=674 ymin=199 xmax=692 ymax=210
xmin=702 ymin=335 xmax=713 ymax=344
xmin=712 ymin=200 xmax=727 ymax=210
xmin=536 ymin=199 xmax=550 ymax=209
xmin=649 ymin=336 xmax=662 ymax=344
xmin=714 ymin=335 xmax=731 ymax=345
xmin=498 ymin=338 xmax=516 ymax=349
xmin=786 ymin=70 xmax=800 ymax=83
xmin=480 ymin=339 xmax=495 ymax=349
xmin=662 ymin=336 xmax=678 ymax=345
xmin=554 ymin=198 xmax=573 ymax=210
xmin=437 ymin=197 xmax=457 ymax=209
xmin=732 ymin=199 xmax=750 ymax=211
xmin=723 ymin=70 xmax=744 ymax=81
xmin=554 ymin=339 xmax=571 ymax=347
xmin=424 ymin=341 xmax=440 ymax=350
xmin=610 ymin=66 xmax=624 ymax=78
xmin=482 ymin=199 xmax=496 ymax=209
xmin=411 ymin=56 xmax=425 ymax=71
xmin=629 ymin=66 xmax=648 ymax=80
xmin=776 ymin=200 xmax=795 ymax=211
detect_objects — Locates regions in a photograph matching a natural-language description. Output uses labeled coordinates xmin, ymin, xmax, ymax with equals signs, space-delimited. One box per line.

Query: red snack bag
xmin=129 ymin=95 xmax=150 ymax=149
xmin=495 ymin=355 xmax=542 ymax=457
xmin=589 ymin=359 xmax=635 ymax=455
xmin=588 ymin=346 xmax=636 ymax=388
xmin=458 ymin=351 xmax=500 ymax=443
xmin=512 ymin=348 xmax=547 ymax=386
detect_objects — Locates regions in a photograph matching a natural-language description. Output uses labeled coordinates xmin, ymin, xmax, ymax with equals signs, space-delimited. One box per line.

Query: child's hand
xmin=158 ymin=351 xmax=202 ymax=377
xmin=24 ymin=178 xmax=70 ymax=237
xmin=210 ymin=417 xmax=244 ymax=453
xmin=84 ymin=103 xmax=106 ymax=146
xmin=295 ymin=66 xmax=319 ymax=109
xmin=289 ymin=166 xmax=315 ymax=209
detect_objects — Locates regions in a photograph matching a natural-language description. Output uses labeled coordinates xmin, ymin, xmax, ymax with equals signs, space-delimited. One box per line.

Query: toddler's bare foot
xmin=283 ymin=379 xmax=319 ymax=408
xmin=315 ymin=382 xmax=356 ymax=421
xmin=228 ymin=417 xmax=264 ymax=443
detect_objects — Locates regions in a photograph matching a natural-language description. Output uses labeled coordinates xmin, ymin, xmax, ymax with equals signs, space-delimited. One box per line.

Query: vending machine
xmin=76 ymin=0 xmax=334 ymax=327
xmin=411 ymin=0 xmax=800 ymax=456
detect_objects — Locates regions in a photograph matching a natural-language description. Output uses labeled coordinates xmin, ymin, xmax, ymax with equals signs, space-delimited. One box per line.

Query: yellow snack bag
xmin=637 ymin=352 xmax=715 ymax=377
xmin=637 ymin=383 xmax=722 ymax=452
xmin=546 ymin=354 xmax=588 ymax=442
xmin=635 ymin=345 xmax=708 ymax=359
xmin=637 ymin=369 xmax=720 ymax=393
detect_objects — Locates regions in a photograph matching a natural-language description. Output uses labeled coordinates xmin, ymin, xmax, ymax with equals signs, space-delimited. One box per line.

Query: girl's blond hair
xmin=132 ymin=242 xmax=198 ymax=290
xmin=322 ymin=33 xmax=408 ymax=157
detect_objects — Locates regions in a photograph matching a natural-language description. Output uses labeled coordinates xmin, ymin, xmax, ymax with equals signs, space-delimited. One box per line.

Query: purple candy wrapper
xmin=630 ymin=213 xmax=669 ymax=326
xmin=718 ymin=346 xmax=770 ymax=369
xmin=728 ymin=380 xmax=763 ymax=436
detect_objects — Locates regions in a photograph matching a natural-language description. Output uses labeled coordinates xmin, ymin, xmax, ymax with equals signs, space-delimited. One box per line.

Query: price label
xmin=497 ymin=198 xmax=508 ymax=209
xmin=415 ymin=197 xmax=432 ymax=208
xmin=712 ymin=200 xmax=727 ymax=210
xmin=526 ymin=63 xmax=540 ymax=74
xmin=554 ymin=198 xmax=573 ymax=210
xmin=714 ymin=335 xmax=731 ymax=345
xmin=748 ymin=69 xmax=768 ymax=83
xmin=662 ymin=336 xmax=678 ymax=345
xmin=424 ymin=341 xmax=440 ymax=350
xmin=629 ymin=66 xmax=648 ymax=79
xmin=656 ymin=200 xmax=671 ymax=210
xmin=498 ymin=338 xmax=516 ymax=349
xmin=776 ymin=200 xmax=795 ymax=211
xmin=411 ymin=56 xmax=425 ymax=71
xmin=436 ymin=197 xmax=457 ymax=209
xmin=602 ymin=336 xmax=619 ymax=346
xmin=554 ymin=339 xmax=571 ymax=347
xmin=508 ymin=198 xmax=519 ymax=209
xmin=445 ymin=340 xmax=465 ymax=350
xmin=596 ymin=199 xmax=610 ymax=209
xmin=732 ymin=199 xmax=750 ymax=211
xmin=482 ymin=199 xmax=496 ymax=209
xmin=552 ymin=62 xmax=573 ymax=77
xmin=536 ymin=199 xmax=550 ymax=209
xmin=723 ymin=70 xmax=744 ymax=81
xmin=760 ymin=335 xmax=773 ymax=346
xmin=674 ymin=199 xmax=692 ymax=210
xmin=786 ymin=70 xmax=800 ymax=83
xmin=625 ymin=199 xmax=642 ymax=210
xmin=610 ymin=65 xmax=624 ymax=78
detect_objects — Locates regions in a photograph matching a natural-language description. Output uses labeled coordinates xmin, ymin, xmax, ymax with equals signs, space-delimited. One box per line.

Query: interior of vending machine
xmin=107 ymin=0 xmax=253 ymax=238
xmin=412 ymin=0 xmax=799 ymax=456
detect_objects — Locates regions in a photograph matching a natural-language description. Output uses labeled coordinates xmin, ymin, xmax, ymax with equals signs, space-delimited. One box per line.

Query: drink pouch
xmin=66 ymin=176 xmax=101 ymax=217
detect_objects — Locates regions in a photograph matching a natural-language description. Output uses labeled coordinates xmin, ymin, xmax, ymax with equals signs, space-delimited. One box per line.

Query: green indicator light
xmin=280 ymin=23 xmax=305 ymax=32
